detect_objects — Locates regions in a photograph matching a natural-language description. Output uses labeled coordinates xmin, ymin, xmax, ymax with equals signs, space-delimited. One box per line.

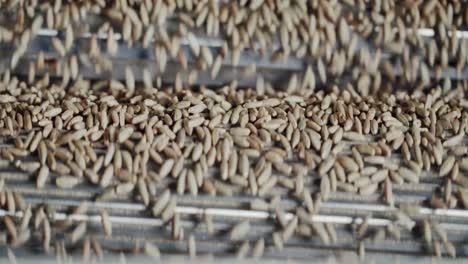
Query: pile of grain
xmin=0 ymin=0 xmax=467 ymax=261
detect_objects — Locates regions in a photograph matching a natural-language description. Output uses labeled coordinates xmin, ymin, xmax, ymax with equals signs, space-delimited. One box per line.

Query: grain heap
xmin=0 ymin=0 xmax=467 ymax=261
